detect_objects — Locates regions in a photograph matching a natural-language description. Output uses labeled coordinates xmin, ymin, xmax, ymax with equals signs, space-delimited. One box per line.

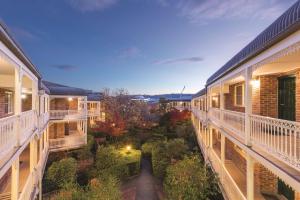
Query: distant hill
xmin=131 ymin=93 xmax=193 ymax=103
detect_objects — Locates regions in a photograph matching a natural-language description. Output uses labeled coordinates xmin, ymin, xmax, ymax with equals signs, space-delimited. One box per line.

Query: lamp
xmin=250 ymin=79 xmax=260 ymax=88
xmin=21 ymin=94 xmax=27 ymax=99
xmin=68 ymin=97 xmax=73 ymax=101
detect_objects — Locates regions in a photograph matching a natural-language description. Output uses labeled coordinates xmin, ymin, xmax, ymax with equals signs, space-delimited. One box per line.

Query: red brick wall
xmin=259 ymin=75 xmax=278 ymax=118
xmin=0 ymin=88 xmax=14 ymax=118
xmin=252 ymin=80 xmax=261 ymax=115
xmin=224 ymin=82 xmax=245 ymax=113
xmin=49 ymin=123 xmax=65 ymax=139
xmin=22 ymin=94 xmax=32 ymax=112
xmin=259 ymin=165 xmax=278 ymax=194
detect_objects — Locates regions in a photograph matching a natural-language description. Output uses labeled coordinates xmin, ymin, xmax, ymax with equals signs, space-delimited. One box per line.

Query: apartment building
xmin=167 ymin=99 xmax=191 ymax=111
xmin=0 ymin=23 xmax=101 ymax=200
xmin=192 ymin=2 xmax=300 ymax=200
xmin=87 ymin=92 xmax=104 ymax=128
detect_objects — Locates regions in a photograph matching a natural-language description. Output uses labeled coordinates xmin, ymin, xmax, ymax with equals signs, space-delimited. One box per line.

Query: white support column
xmin=220 ymin=82 xmax=224 ymax=123
xmin=11 ymin=157 xmax=20 ymax=200
xmin=245 ymin=67 xmax=253 ymax=146
xmin=198 ymin=119 xmax=201 ymax=135
xmin=30 ymin=139 xmax=38 ymax=172
xmin=32 ymin=80 xmax=38 ymax=111
xmin=246 ymin=154 xmax=254 ymax=200
xmin=209 ymin=126 xmax=213 ymax=148
xmin=14 ymin=68 xmax=22 ymax=147
xmin=221 ymin=134 xmax=225 ymax=164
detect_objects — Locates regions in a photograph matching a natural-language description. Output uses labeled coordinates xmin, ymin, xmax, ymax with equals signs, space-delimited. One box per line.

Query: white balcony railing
xmin=88 ymin=109 xmax=100 ymax=116
xmin=209 ymin=107 xmax=221 ymax=123
xmin=0 ymin=115 xmax=18 ymax=157
xmin=49 ymin=110 xmax=87 ymax=120
xmin=195 ymin=106 xmax=300 ymax=170
xmin=20 ymin=110 xmax=37 ymax=145
xmin=222 ymin=109 xmax=245 ymax=140
xmin=209 ymin=150 xmax=246 ymax=200
xmin=250 ymin=114 xmax=300 ymax=170
xmin=191 ymin=107 xmax=207 ymax=122
xmin=49 ymin=134 xmax=86 ymax=150
xmin=19 ymin=169 xmax=38 ymax=200
xmin=38 ymin=112 xmax=49 ymax=131
xmin=0 ymin=110 xmax=37 ymax=159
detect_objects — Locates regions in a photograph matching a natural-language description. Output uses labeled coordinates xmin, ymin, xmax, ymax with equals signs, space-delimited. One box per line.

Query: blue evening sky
xmin=0 ymin=0 xmax=297 ymax=94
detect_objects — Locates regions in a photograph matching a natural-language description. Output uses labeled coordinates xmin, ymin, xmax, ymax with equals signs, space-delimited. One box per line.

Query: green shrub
xmin=44 ymin=158 xmax=77 ymax=192
xmin=141 ymin=140 xmax=161 ymax=157
xmin=95 ymin=145 xmax=141 ymax=179
xmin=152 ymin=142 xmax=169 ymax=179
xmin=119 ymin=148 xmax=141 ymax=176
xmin=164 ymin=155 xmax=220 ymax=200
xmin=152 ymin=139 xmax=188 ymax=179
xmin=88 ymin=176 xmax=121 ymax=200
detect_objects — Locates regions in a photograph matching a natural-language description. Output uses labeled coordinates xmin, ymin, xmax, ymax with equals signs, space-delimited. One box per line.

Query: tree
xmin=164 ymin=155 xmax=220 ymax=200
xmin=88 ymin=176 xmax=121 ymax=200
xmin=93 ymin=88 xmax=157 ymax=137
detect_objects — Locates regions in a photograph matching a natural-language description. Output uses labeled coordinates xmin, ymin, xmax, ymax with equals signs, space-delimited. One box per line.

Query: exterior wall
xmin=0 ymin=88 xmax=13 ymax=118
xmin=50 ymin=98 xmax=78 ymax=110
xmin=259 ymin=164 xmax=278 ymax=194
xmin=224 ymin=82 xmax=245 ymax=113
xmin=22 ymin=94 xmax=32 ymax=112
xmin=49 ymin=123 xmax=65 ymax=139
xmin=259 ymin=75 xmax=278 ymax=118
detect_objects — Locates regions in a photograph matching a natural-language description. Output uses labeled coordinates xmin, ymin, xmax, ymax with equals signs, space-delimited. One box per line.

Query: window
xmin=4 ymin=91 xmax=13 ymax=114
xmin=234 ymin=84 xmax=244 ymax=106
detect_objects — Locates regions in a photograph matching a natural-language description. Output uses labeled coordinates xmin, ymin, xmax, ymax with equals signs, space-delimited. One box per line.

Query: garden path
xmin=122 ymin=157 xmax=162 ymax=200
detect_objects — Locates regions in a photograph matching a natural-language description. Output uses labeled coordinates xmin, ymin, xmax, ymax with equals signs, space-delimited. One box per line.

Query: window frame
xmin=234 ymin=83 xmax=245 ymax=107
xmin=4 ymin=91 xmax=13 ymax=114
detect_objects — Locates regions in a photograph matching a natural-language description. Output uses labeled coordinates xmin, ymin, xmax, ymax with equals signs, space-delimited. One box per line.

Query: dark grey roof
xmin=167 ymin=96 xmax=192 ymax=102
xmin=42 ymin=80 xmax=92 ymax=96
xmin=87 ymin=92 xmax=103 ymax=101
xmin=39 ymin=80 xmax=51 ymax=94
xmin=207 ymin=1 xmax=300 ymax=85
xmin=0 ymin=22 xmax=41 ymax=79
xmin=192 ymin=88 xmax=206 ymax=98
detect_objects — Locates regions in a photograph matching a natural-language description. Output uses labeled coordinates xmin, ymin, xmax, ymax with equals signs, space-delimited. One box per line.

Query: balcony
xmin=49 ymin=110 xmax=87 ymax=120
xmin=49 ymin=132 xmax=86 ymax=151
xmin=204 ymin=106 xmax=300 ymax=172
xmin=0 ymin=110 xmax=37 ymax=164
xmin=191 ymin=107 xmax=206 ymax=122
xmin=88 ymin=108 xmax=100 ymax=117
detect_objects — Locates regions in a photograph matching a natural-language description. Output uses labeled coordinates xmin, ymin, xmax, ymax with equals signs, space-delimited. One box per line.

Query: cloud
xmin=160 ymin=0 xmax=294 ymax=24
xmin=66 ymin=0 xmax=118 ymax=12
xmin=153 ymin=56 xmax=203 ymax=65
xmin=10 ymin=27 xmax=40 ymax=41
xmin=119 ymin=47 xmax=141 ymax=58
xmin=50 ymin=64 xmax=79 ymax=71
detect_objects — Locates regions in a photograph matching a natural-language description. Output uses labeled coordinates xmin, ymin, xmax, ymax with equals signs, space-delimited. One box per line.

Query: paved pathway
xmin=122 ymin=157 xmax=160 ymax=200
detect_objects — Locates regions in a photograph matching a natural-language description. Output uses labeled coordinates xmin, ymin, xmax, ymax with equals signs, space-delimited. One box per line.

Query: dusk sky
xmin=0 ymin=0 xmax=297 ymax=94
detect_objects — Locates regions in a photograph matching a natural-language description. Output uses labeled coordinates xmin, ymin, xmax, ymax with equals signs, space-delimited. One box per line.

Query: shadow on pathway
xmin=122 ymin=157 xmax=161 ymax=200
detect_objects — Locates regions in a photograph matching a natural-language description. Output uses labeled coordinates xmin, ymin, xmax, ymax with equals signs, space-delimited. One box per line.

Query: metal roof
xmin=87 ymin=92 xmax=103 ymax=101
xmin=0 ymin=21 xmax=41 ymax=79
xmin=192 ymin=88 xmax=206 ymax=98
xmin=42 ymin=80 xmax=92 ymax=96
xmin=207 ymin=1 xmax=300 ymax=86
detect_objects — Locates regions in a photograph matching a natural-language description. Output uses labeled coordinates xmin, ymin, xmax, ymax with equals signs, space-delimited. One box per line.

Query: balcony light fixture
xmin=68 ymin=97 xmax=73 ymax=101
xmin=21 ymin=94 xmax=27 ymax=99
xmin=250 ymin=79 xmax=260 ymax=88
